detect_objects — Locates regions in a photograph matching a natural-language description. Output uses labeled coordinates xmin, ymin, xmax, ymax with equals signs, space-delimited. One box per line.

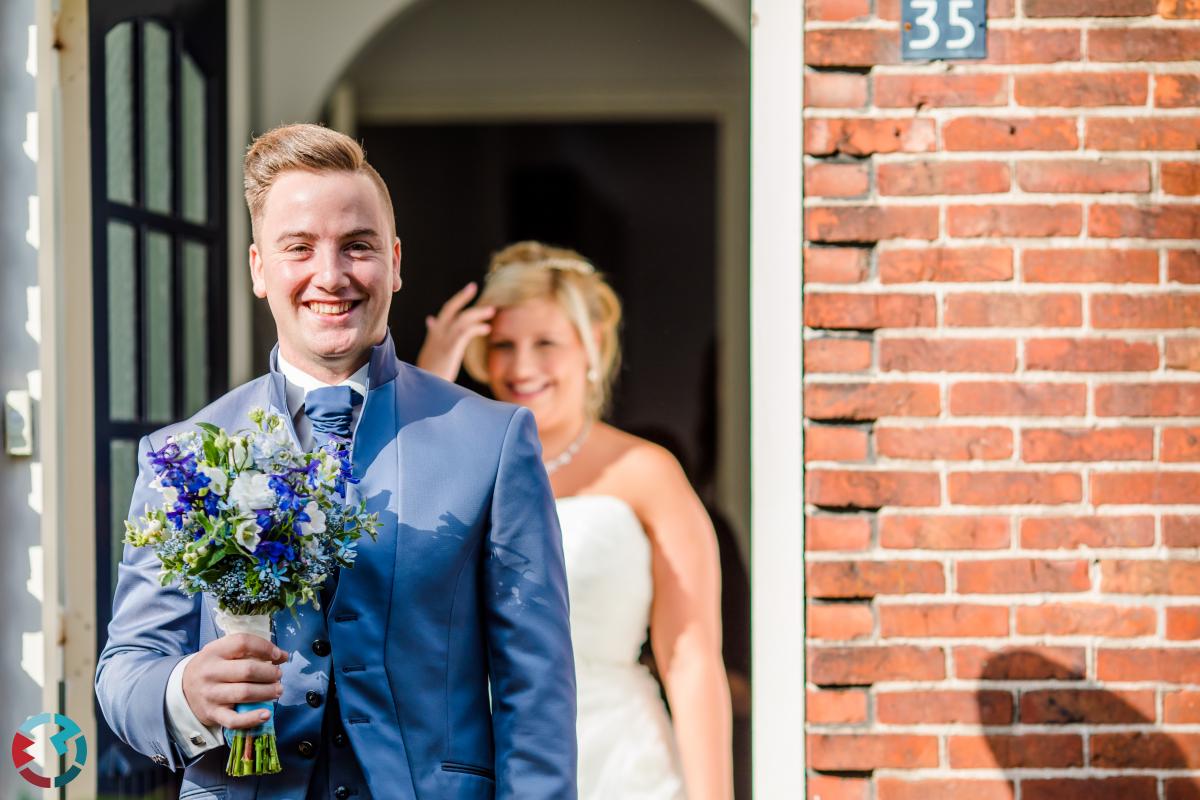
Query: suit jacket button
xmin=311 ymin=639 xmax=331 ymax=657
xmin=333 ymin=732 xmax=348 ymax=747
xmin=297 ymin=740 xmax=316 ymax=759
xmin=335 ymin=787 xmax=350 ymax=800
xmin=306 ymin=690 xmax=323 ymax=708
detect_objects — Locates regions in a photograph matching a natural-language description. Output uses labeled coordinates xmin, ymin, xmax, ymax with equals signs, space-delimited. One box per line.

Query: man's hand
xmin=181 ymin=634 xmax=289 ymax=729
xmin=416 ymin=282 xmax=495 ymax=381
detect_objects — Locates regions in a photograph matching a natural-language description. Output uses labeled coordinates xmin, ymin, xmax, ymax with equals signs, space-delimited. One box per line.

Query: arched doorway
xmin=293 ymin=0 xmax=753 ymax=793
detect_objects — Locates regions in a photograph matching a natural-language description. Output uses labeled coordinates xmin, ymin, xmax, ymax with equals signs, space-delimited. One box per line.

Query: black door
xmin=90 ymin=0 xmax=227 ymax=794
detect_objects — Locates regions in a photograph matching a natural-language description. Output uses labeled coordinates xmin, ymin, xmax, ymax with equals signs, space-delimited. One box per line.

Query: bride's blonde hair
xmin=463 ymin=241 xmax=622 ymax=419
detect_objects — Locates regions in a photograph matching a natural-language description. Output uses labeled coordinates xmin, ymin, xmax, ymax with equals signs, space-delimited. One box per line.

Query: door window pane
xmin=107 ymin=222 xmax=138 ymax=420
xmin=181 ymin=53 xmax=207 ymax=224
xmin=182 ymin=240 xmax=210 ymax=416
xmin=144 ymin=230 xmax=174 ymax=422
xmin=109 ymin=439 xmax=140 ymax=592
xmin=105 ymin=22 xmax=134 ymax=204
xmin=142 ymin=21 xmax=173 ymax=214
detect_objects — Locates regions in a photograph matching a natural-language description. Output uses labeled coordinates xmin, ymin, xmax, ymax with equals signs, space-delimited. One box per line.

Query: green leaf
xmin=196 ymin=422 xmax=222 ymax=436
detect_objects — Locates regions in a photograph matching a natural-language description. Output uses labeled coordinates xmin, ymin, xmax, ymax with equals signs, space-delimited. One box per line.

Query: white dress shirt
xmin=164 ymin=355 xmax=369 ymax=757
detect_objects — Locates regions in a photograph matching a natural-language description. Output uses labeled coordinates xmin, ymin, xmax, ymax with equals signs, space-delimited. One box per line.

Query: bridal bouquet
xmin=124 ymin=408 xmax=379 ymax=777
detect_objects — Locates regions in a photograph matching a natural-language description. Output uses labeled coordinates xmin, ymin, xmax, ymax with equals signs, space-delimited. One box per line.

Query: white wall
xmin=343 ymin=0 xmax=747 ymax=118
xmin=0 ymin=0 xmax=48 ymax=796
xmin=253 ymin=0 xmax=748 ymax=128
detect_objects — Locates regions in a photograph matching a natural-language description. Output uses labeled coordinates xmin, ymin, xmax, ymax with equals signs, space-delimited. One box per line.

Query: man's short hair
xmin=243 ymin=123 xmax=396 ymax=240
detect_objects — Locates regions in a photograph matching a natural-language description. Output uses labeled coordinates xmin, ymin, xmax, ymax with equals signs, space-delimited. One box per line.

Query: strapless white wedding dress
xmin=557 ymin=495 xmax=687 ymax=799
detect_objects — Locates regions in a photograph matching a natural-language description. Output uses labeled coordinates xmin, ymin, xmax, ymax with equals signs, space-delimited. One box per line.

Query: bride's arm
xmin=631 ymin=445 xmax=733 ymax=800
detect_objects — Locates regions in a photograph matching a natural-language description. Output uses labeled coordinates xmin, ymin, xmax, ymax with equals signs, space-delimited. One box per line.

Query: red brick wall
xmin=802 ymin=1 xmax=1200 ymax=798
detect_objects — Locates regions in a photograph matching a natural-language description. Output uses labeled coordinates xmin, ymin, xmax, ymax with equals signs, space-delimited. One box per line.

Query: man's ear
xmin=392 ymin=237 xmax=403 ymax=292
xmin=249 ymin=242 xmax=267 ymax=299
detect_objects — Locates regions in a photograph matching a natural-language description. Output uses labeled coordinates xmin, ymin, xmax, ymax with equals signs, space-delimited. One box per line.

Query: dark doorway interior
xmin=357 ymin=120 xmax=718 ymax=481
xmin=357 ymin=120 xmax=749 ymax=798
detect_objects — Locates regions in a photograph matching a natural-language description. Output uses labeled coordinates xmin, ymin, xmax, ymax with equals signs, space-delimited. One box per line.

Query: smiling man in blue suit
xmin=95 ymin=123 xmax=577 ymax=800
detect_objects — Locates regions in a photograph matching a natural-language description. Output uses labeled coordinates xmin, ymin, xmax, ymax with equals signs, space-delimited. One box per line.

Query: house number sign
xmin=901 ymin=0 xmax=988 ymax=60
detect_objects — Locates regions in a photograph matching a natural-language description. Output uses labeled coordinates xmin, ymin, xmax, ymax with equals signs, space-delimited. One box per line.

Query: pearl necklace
xmin=544 ymin=422 xmax=592 ymax=476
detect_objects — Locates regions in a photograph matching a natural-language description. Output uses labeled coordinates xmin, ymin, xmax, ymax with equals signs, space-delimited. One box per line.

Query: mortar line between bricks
xmin=807 ymin=557 xmax=1200 ymax=569
xmin=806 ymin=545 xmax=1200 ymax=560
xmin=863 ymin=594 xmax=1200 ymax=607
xmin=803 ymin=106 xmax=1200 ymax=117
xmin=859 ymin=151 xmax=1200 ymax=161
xmin=805 ymin=332 xmax=1200 ymax=342
xmin=865 ymin=62 xmax=1200 ymax=76
xmin=805 ymin=194 xmax=1200 ymax=205
xmin=804 ymin=329 xmax=1173 ymax=340
xmin=804 ymin=198 xmax=1077 ymax=208
xmin=806 ymin=371 xmax=1200 ymax=382
xmin=801 ymin=297 xmax=1200 ymax=309
xmin=812 ymin=675 xmax=1200 ymax=689
xmin=804 ymin=280 xmax=1200 ymax=290
xmin=803 ymin=290 xmax=1200 ymax=301
xmin=853 ymin=191 xmax=1175 ymax=207
xmin=812 ymin=506 xmax=1200 ymax=517
xmin=804 ymin=18 xmax=1200 ymax=30
xmin=865 ymin=767 xmax=1200 ymax=778
xmin=811 ymin=720 xmax=1200 ymax=732
xmin=810 ymin=457 xmax=1200 ymax=470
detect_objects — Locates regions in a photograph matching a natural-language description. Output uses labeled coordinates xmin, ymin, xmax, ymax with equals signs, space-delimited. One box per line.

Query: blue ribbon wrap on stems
xmin=214 ymin=610 xmax=283 ymax=776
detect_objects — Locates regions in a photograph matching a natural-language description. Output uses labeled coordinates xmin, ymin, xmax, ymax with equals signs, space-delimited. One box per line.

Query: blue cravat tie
xmin=303 ymin=385 xmax=362 ymax=607
xmin=303 ymin=385 xmax=363 ymax=450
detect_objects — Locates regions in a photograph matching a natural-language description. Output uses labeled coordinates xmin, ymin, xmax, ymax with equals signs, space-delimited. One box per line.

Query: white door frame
xmin=749 ymin=0 xmax=805 ymax=796
xmin=35 ymin=0 xmax=98 ymax=796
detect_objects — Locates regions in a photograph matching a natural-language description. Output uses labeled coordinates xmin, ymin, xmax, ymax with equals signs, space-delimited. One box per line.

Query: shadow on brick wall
xmin=978 ymin=649 xmax=1199 ymax=799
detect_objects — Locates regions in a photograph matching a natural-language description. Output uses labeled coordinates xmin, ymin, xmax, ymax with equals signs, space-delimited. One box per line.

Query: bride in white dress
xmin=417 ymin=241 xmax=732 ymax=799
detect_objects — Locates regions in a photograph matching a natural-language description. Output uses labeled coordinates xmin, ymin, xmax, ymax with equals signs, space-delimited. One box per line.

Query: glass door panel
xmin=91 ymin=3 xmax=227 ymax=796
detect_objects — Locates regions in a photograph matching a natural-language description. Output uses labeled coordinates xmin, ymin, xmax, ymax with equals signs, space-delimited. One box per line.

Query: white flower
xmin=231 ymin=439 xmax=251 ymax=470
xmin=300 ymin=501 xmax=326 ymax=537
xmin=228 ymin=471 xmax=276 ymax=513
xmin=233 ymin=516 xmax=262 ymax=552
xmin=251 ymin=425 xmax=296 ymax=469
xmin=198 ymin=465 xmax=228 ymax=496
xmin=148 ymin=475 xmax=180 ymax=505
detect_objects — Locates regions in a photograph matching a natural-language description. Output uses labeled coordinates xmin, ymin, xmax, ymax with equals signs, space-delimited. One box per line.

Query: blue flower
xmin=295 ymin=460 xmax=320 ymax=491
xmin=255 ymin=559 xmax=289 ymax=585
xmin=269 ymin=474 xmax=308 ymax=514
xmin=255 ymin=539 xmax=295 ymax=565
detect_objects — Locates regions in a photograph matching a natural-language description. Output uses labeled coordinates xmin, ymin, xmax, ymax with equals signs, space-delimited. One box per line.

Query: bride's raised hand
xmin=416 ymin=282 xmax=495 ymax=381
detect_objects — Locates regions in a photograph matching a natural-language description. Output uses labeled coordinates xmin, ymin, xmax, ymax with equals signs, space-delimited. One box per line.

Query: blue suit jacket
xmin=95 ymin=336 xmax=578 ymax=799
